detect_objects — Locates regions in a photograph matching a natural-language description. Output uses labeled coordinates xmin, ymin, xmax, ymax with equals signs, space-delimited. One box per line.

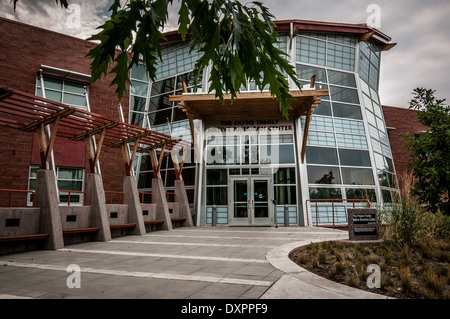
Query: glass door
xmin=233 ymin=179 xmax=248 ymax=222
xmin=229 ymin=176 xmax=273 ymax=225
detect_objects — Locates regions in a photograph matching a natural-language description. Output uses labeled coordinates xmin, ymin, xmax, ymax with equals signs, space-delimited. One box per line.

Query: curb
xmin=263 ymin=239 xmax=392 ymax=299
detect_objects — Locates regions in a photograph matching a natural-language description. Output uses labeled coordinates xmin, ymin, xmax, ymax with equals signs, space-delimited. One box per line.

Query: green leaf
xmin=178 ymin=0 xmax=190 ymax=40
xmin=109 ymin=50 xmax=131 ymax=100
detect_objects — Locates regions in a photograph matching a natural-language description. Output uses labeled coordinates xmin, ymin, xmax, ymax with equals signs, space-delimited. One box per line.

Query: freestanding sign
xmin=347 ymin=208 xmax=378 ymax=241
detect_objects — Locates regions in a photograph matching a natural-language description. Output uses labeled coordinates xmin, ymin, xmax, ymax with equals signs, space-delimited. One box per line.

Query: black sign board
xmin=348 ymin=209 xmax=378 ymax=241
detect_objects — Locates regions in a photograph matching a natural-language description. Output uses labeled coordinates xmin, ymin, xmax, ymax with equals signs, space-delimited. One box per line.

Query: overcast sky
xmin=1 ymin=0 xmax=449 ymax=108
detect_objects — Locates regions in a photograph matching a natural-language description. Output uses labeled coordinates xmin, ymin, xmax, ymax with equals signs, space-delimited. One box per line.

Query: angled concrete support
xmin=85 ymin=173 xmax=111 ymax=241
xmin=123 ymin=175 xmax=146 ymax=235
xmin=35 ymin=169 xmax=64 ymax=250
xmin=152 ymin=178 xmax=172 ymax=231
xmin=174 ymin=179 xmax=193 ymax=227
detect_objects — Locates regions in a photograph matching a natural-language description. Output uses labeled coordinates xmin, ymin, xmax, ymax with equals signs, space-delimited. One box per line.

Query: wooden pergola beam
xmin=36 ymin=115 xmax=61 ymax=170
xmin=301 ymin=105 xmax=313 ymax=163
xmin=71 ymin=120 xmax=118 ymax=141
xmin=121 ymin=137 xmax=140 ymax=176
xmin=20 ymin=107 xmax=75 ymax=133
xmin=86 ymin=128 xmax=107 ymax=174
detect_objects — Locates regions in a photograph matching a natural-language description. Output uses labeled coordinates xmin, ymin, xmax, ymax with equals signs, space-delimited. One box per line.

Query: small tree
xmin=403 ymin=88 xmax=450 ymax=215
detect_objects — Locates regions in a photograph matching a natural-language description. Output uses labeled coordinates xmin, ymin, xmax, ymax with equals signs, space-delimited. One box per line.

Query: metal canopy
xmin=0 ymin=87 xmax=191 ymax=175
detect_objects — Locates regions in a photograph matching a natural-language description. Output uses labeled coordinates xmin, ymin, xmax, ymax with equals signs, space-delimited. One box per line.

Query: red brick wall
xmin=382 ymin=105 xmax=428 ymax=189
xmin=0 ymin=17 xmax=130 ymax=205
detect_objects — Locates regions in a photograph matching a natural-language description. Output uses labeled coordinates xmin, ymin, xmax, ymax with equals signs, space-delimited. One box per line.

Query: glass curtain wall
xmin=129 ymin=42 xmax=203 ymax=204
xmin=204 ymin=131 xmax=298 ymax=225
xmin=297 ymin=32 xmax=398 ymax=226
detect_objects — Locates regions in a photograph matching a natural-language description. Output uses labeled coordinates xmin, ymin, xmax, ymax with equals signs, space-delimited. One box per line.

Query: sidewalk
xmin=0 ymin=226 xmax=388 ymax=299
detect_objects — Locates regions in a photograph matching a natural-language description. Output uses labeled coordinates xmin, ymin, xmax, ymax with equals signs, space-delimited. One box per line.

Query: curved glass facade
xmin=129 ymin=25 xmax=398 ymax=227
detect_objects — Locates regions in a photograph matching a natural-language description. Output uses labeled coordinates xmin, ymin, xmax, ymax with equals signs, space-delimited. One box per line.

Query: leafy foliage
xmin=86 ymin=0 xmax=301 ymax=117
xmin=403 ymin=88 xmax=450 ymax=215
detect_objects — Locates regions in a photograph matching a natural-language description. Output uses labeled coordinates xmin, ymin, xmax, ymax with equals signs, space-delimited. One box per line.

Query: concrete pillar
xmin=35 ymin=169 xmax=64 ymax=250
xmin=174 ymin=179 xmax=193 ymax=227
xmin=123 ymin=175 xmax=146 ymax=235
xmin=85 ymin=173 xmax=111 ymax=241
xmin=152 ymin=178 xmax=172 ymax=231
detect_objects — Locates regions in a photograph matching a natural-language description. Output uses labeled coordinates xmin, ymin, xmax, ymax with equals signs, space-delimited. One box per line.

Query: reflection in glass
xmin=341 ymin=167 xmax=375 ymax=185
xmin=254 ymin=180 xmax=269 ymax=218
xmin=345 ymin=188 xmax=376 ymax=202
xmin=307 ymin=166 xmax=341 ymax=184
xmin=309 ymin=187 xmax=342 ymax=199
xmin=234 ymin=180 xmax=248 ymax=218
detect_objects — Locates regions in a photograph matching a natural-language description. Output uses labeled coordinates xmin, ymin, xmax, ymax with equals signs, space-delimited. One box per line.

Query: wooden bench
xmin=144 ymin=220 xmax=164 ymax=225
xmin=109 ymin=223 xmax=136 ymax=229
xmin=171 ymin=218 xmax=186 ymax=227
xmin=144 ymin=220 xmax=163 ymax=231
xmin=63 ymin=228 xmax=99 ymax=235
xmin=0 ymin=234 xmax=49 ymax=242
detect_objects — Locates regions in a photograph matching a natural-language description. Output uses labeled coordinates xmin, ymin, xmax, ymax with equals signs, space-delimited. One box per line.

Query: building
xmin=382 ymin=105 xmax=428 ymax=190
xmin=0 ymin=17 xmax=399 ymax=228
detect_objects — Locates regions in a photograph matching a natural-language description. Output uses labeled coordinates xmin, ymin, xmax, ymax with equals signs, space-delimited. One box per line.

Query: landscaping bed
xmin=289 ymin=239 xmax=450 ymax=299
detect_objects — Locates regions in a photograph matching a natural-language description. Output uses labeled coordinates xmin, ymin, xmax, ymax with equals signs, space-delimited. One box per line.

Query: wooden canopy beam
xmin=36 ymin=115 xmax=61 ymax=170
xmin=301 ymin=105 xmax=313 ymax=163
xmin=20 ymin=107 xmax=75 ymax=133
xmin=71 ymin=120 xmax=118 ymax=141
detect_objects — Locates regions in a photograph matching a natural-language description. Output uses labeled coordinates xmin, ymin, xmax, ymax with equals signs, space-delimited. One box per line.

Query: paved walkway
xmin=0 ymin=226 xmax=389 ymax=299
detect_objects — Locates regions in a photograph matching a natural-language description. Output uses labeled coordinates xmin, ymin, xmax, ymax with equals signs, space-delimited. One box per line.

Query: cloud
xmin=0 ymin=0 xmax=111 ymax=39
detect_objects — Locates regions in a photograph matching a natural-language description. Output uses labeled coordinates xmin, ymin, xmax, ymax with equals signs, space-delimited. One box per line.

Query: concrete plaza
xmin=0 ymin=226 xmax=389 ymax=299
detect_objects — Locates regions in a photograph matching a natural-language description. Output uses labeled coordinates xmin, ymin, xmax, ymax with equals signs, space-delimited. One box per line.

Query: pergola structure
xmin=0 ymin=87 xmax=191 ymax=177
xmin=170 ymin=84 xmax=329 ymax=163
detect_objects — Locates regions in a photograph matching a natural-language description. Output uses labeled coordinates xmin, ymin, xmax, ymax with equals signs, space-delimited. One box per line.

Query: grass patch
xmin=289 ymin=240 xmax=450 ymax=299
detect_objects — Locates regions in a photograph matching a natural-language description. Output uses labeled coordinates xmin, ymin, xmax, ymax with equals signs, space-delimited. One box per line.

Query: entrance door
xmin=229 ymin=176 xmax=272 ymax=225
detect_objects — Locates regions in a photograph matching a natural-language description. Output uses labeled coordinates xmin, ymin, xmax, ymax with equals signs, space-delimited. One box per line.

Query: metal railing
xmin=59 ymin=190 xmax=86 ymax=207
xmin=0 ymin=189 xmax=35 ymax=207
xmin=306 ymin=199 xmax=371 ymax=229
xmin=104 ymin=191 xmax=125 ymax=204
xmin=138 ymin=192 xmax=177 ymax=204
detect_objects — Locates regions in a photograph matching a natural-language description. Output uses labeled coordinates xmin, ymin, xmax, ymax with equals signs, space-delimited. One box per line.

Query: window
xmin=339 ymin=149 xmax=371 ymax=167
xmin=332 ymin=102 xmax=362 ymax=120
xmin=306 ymin=146 xmax=338 ymax=165
xmin=36 ymin=76 xmax=87 ymax=110
xmin=296 ymin=34 xmax=356 ymax=72
xmin=206 ymin=169 xmax=227 ymax=205
xmin=274 ymin=167 xmax=297 ymax=205
xmin=309 ymin=187 xmax=342 ymax=199
xmin=329 ymin=86 xmax=359 ymax=104
xmin=296 ymin=36 xmax=326 ymax=66
xmin=307 ymin=166 xmax=341 ymax=184
xmin=346 ymin=188 xmax=376 ymax=202
xmin=341 ymin=167 xmax=374 ymax=185
xmin=28 ymin=165 xmax=85 ymax=205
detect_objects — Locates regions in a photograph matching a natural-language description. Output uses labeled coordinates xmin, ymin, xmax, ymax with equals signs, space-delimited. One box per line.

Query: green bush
xmin=378 ymin=173 xmax=450 ymax=246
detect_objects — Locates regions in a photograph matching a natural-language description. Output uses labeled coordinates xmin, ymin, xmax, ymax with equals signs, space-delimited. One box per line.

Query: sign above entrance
xmin=205 ymin=119 xmax=294 ymax=134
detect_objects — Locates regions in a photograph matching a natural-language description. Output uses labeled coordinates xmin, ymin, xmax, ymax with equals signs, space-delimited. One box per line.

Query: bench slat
xmin=144 ymin=220 xmax=164 ymax=225
xmin=0 ymin=234 xmax=49 ymax=242
xmin=110 ymin=223 xmax=136 ymax=229
xmin=63 ymin=228 xmax=99 ymax=234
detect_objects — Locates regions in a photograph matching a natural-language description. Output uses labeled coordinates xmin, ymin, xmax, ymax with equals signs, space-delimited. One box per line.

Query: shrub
xmin=378 ymin=173 xmax=450 ymax=246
